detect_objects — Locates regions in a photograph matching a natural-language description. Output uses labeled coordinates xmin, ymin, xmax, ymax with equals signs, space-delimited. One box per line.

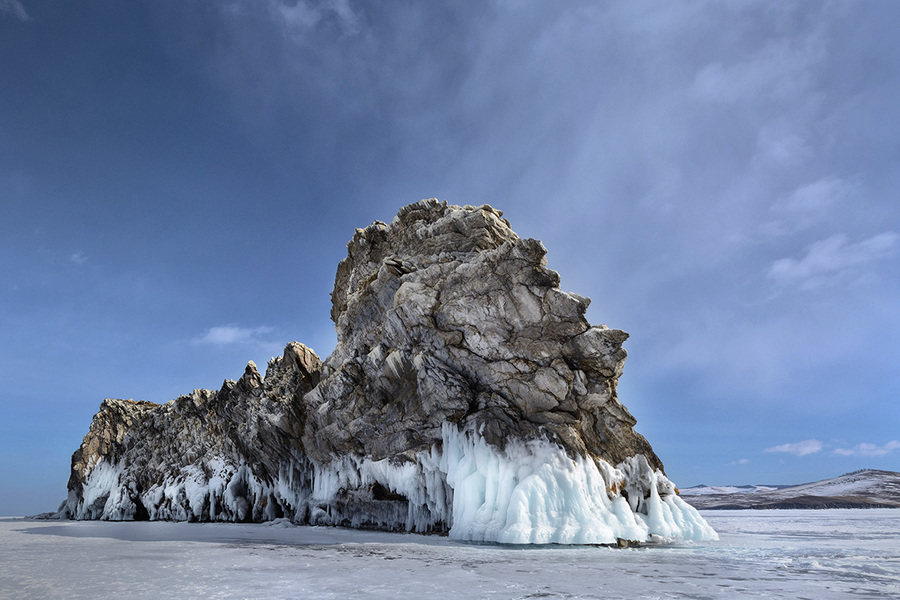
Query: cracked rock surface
xmin=60 ymin=199 xmax=715 ymax=544
xmin=64 ymin=343 xmax=322 ymax=521
xmin=308 ymin=199 xmax=661 ymax=469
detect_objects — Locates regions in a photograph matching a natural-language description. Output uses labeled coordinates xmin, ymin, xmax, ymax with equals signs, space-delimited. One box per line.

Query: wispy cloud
xmin=833 ymin=440 xmax=900 ymax=457
xmin=69 ymin=252 xmax=88 ymax=266
xmin=191 ymin=324 xmax=275 ymax=346
xmin=268 ymin=0 xmax=362 ymax=36
xmin=754 ymin=125 xmax=811 ymax=168
xmin=759 ymin=176 xmax=856 ymax=238
xmin=0 ymin=0 xmax=30 ymax=21
xmin=768 ymin=232 xmax=898 ymax=290
xmin=764 ymin=439 xmax=823 ymax=456
xmin=690 ymin=36 xmax=823 ymax=105
xmin=776 ymin=177 xmax=855 ymax=216
xmin=761 ymin=176 xmax=860 ymax=237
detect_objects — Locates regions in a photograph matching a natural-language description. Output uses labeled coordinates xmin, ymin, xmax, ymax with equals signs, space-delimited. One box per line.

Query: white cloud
xmin=768 ymin=232 xmax=898 ymax=290
xmin=833 ymin=440 xmax=900 ymax=457
xmin=274 ymin=0 xmax=361 ymax=36
xmin=277 ymin=1 xmax=319 ymax=29
xmin=0 ymin=0 xmax=30 ymax=21
xmin=69 ymin=252 xmax=88 ymax=266
xmin=690 ymin=36 xmax=822 ymax=105
xmin=325 ymin=0 xmax=360 ymax=33
xmin=764 ymin=439 xmax=823 ymax=456
xmin=760 ymin=177 xmax=857 ymax=238
xmin=776 ymin=176 xmax=855 ymax=217
xmin=217 ymin=0 xmax=363 ymax=38
xmin=755 ymin=125 xmax=811 ymax=167
xmin=191 ymin=324 xmax=275 ymax=346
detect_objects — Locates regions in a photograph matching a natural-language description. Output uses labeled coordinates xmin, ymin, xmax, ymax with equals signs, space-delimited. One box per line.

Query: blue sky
xmin=1 ymin=0 xmax=898 ymax=515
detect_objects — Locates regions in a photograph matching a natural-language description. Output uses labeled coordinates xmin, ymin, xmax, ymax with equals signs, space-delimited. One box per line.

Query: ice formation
xmin=61 ymin=199 xmax=717 ymax=544
xmin=440 ymin=424 xmax=715 ymax=543
xmin=68 ymin=421 xmax=714 ymax=544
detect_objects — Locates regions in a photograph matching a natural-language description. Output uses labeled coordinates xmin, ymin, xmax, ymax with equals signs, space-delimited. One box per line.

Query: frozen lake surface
xmin=2 ymin=510 xmax=898 ymax=599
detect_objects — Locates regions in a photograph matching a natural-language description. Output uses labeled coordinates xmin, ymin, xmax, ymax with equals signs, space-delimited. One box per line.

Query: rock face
xmin=64 ymin=343 xmax=322 ymax=522
xmin=61 ymin=199 xmax=717 ymax=544
xmin=311 ymin=201 xmax=658 ymax=468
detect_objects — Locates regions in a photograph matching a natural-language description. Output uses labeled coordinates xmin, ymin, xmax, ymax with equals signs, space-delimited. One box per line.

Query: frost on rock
xmin=61 ymin=199 xmax=717 ymax=544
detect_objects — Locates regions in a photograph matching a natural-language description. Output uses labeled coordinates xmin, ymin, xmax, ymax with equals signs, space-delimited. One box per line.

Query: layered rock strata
xmin=61 ymin=199 xmax=716 ymax=544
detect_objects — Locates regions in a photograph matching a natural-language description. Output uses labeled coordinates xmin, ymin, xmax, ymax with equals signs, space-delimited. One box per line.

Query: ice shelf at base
xmin=65 ymin=423 xmax=717 ymax=544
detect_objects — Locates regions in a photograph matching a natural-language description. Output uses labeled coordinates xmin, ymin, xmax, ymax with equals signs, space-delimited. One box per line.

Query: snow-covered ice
xmin=2 ymin=509 xmax=898 ymax=599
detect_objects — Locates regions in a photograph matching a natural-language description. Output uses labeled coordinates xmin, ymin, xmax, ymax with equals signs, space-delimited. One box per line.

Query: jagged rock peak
xmin=331 ymin=199 xmax=518 ymax=324
xmin=60 ymin=200 xmax=717 ymax=545
xmin=312 ymin=198 xmax=661 ymax=471
xmin=63 ymin=342 xmax=323 ymax=521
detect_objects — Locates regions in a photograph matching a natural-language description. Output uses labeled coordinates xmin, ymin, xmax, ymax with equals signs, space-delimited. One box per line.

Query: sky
xmin=1 ymin=0 xmax=898 ymax=516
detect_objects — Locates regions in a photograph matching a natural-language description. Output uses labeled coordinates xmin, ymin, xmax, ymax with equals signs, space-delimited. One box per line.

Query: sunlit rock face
xmin=62 ymin=199 xmax=717 ymax=544
xmin=312 ymin=199 xmax=661 ymax=469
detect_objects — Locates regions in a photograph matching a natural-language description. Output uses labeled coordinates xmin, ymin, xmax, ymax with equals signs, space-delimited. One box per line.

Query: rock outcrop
xmin=64 ymin=343 xmax=322 ymax=521
xmin=61 ymin=199 xmax=717 ymax=544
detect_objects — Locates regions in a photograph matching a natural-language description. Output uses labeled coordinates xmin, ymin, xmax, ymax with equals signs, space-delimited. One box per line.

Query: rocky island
xmin=60 ymin=199 xmax=716 ymax=544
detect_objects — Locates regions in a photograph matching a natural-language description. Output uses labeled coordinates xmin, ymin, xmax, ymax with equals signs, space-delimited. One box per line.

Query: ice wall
xmin=440 ymin=424 xmax=716 ymax=543
xmin=68 ymin=422 xmax=716 ymax=544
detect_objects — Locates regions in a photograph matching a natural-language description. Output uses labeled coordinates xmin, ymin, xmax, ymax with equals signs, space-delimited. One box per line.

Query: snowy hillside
xmin=681 ymin=469 xmax=900 ymax=509
xmin=680 ymin=484 xmax=785 ymax=496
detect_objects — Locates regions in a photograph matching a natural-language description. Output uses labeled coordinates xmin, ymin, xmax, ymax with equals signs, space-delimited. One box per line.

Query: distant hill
xmin=680 ymin=469 xmax=900 ymax=509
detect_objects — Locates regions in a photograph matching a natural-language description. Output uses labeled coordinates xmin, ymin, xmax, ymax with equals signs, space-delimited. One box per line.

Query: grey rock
xmin=310 ymin=198 xmax=660 ymax=469
xmin=59 ymin=199 xmax=714 ymax=544
xmin=63 ymin=342 xmax=321 ymax=522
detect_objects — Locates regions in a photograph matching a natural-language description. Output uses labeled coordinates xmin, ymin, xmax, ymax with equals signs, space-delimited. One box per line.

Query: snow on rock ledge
xmin=61 ymin=199 xmax=717 ymax=544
